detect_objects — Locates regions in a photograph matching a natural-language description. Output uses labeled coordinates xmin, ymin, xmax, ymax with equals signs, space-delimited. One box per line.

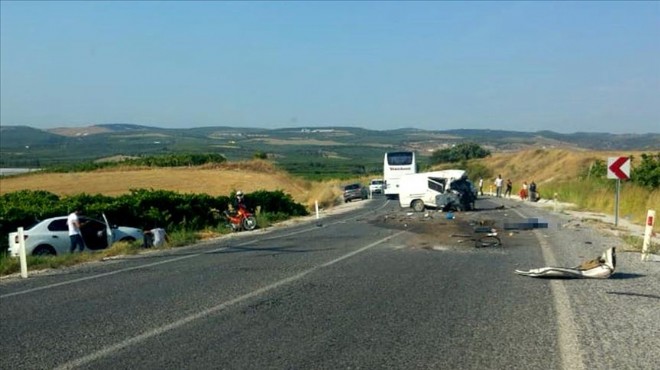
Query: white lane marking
xmin=510 ymin=207 xmax=585 ymax=370
xmin=54 ymin=230 xmax=406 ymax=370
xmin=534 ymin=231 xmax=585 ymax=370
xmin=2 ymin=201 xmax=392 ymax=299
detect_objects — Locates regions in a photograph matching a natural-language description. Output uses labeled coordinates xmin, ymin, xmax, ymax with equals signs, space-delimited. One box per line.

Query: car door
xmin=101 ymin=213 xmax=114 ymax=245
xmin=79 ymin=217 xmax=110 ymax=250
xmin=425 ymin=177 xmax=446 ymax=207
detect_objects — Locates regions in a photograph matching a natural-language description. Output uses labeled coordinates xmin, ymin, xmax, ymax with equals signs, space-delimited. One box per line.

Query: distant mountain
xmin=1 ymin=124 xmax=658 ymax=168
xmin=0 ymin=125 xmax=67 ymax=148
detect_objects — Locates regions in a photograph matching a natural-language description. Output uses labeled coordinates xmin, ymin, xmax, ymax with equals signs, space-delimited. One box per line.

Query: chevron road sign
xmin=607 ymin=157 xmax=631 ymax=180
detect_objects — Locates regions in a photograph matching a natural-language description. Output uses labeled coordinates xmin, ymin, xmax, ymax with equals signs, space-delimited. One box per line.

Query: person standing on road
xmin=478 ymin=177 xmax=484 ymax=196
xmin=529 ymin=181 xmax=538 ymax=202
xmin=519 ymin=181 xmax=529 ymax=200
xmin=494 ymin=175 xmax=503 ymax=197
xmin=504 ymin=179 xmax=512 ymax=198
xmin=68 ymin=209 xmax=85 ymax=253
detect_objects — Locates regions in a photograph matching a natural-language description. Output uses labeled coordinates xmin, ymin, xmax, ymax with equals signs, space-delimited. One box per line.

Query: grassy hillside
xmin=478 ymin=148 xmax=643 ymax=185
xmin=475 ymin=149 xmax=659 ymax=227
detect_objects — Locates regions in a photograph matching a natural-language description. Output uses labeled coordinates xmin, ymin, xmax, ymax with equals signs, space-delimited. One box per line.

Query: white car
xmin=8 ymin=214 xmax=143 ymax=257
xmin=369 ymin=179 xmax=384 ymax=194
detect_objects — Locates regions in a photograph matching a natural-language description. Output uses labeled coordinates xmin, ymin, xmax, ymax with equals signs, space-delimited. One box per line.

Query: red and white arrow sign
xmin=607 ymin=157 xmax=630 ymax=180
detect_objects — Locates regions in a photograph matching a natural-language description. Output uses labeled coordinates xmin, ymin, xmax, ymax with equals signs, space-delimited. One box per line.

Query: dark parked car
xmin=343 ymin=183 xmax=368 ymax=203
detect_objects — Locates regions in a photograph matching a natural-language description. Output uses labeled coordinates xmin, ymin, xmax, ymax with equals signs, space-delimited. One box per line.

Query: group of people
xmin=485 ymin=175 xmax=539 ymax=201
xmin=518 ymin=180 xmax=539 ymax=202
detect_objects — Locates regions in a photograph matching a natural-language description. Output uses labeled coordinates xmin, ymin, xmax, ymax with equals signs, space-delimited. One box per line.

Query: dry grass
xmin=0 ymin=160 xmax=344 ymax=212
xmin=480 ymin=148 xmax=649 ymax=185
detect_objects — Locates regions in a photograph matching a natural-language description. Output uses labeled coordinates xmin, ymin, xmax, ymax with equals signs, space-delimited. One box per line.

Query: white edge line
xmin=510 ymin=207 xmax=585 ymax=370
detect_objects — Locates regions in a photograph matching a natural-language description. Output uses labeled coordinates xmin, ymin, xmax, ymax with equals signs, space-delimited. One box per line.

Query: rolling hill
xmin=1 ymin=124 xmax=658 ymax=171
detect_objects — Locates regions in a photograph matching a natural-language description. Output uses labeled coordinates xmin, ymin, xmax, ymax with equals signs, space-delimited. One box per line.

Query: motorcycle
xmin=224 ymin=203 xmax=257 ymax=232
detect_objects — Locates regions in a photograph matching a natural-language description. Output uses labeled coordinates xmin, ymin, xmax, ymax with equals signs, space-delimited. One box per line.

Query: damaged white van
xmin=398 ymin=170 xmax=475 ymax=212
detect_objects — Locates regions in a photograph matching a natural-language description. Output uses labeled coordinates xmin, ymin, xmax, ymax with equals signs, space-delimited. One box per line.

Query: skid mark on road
xmin=54 ymin=230 xmax=406 ymax=370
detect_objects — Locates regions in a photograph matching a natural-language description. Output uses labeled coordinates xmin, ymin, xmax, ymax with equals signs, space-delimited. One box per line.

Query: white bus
xmin=383 ymin=151 xmax=417 ymax=199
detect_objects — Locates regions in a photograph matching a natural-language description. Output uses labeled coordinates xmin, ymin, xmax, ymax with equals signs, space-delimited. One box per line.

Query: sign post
xmin=607 ymin=157 xmax=630 ymax=227
xmin=641 ymin=210 xmax=655 ymax=262
xmin=18 ymin=227 xmax=29 ymax=279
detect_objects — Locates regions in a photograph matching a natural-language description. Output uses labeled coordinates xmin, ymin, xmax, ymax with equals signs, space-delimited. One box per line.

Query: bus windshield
xmin=386 ymin=152 xmax=414 ymax=166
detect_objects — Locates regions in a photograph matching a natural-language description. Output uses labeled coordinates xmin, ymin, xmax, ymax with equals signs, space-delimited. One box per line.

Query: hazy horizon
xmin=5 ymin=122 xmax=659 ymax=136
xmin=2 ymin=2 xmax=658 ymax=134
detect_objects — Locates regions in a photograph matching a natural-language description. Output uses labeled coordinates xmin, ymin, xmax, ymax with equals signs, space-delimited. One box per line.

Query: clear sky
xmin=1 ymin=1 xmax=658 ymax=134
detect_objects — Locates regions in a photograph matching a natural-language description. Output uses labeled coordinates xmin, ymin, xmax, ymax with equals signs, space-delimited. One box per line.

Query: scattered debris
xmin=515 ymin=247 xmax=616 ymax=279
xmin=474 ymin=226 xmax=496 ymax=233
xmin=475 ymin=236 xmax=502 ymax=248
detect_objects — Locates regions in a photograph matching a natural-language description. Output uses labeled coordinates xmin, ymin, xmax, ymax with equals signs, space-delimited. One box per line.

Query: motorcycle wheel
xmin=242 ymin=216 xmax=257 ymax=231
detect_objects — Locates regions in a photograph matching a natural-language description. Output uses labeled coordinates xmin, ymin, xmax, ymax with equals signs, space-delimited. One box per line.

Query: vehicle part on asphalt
xmin=515 ymin=247 xmax=616 ymax=279
xmin=474 ymin=226 xmax=496 ymax=233
xmin=475 ymin=235 xmax=502 ymax=248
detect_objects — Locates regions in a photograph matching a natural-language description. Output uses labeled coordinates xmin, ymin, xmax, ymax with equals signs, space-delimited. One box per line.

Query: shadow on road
xmin=609 ymin=272 xmax=646 ymax=280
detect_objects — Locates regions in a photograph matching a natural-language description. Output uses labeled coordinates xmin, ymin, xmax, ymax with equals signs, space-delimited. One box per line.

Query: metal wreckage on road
xmin=515 ymin=247 xmax=616 ymax=279
xmin=434 ymin=176 xmax=478 ymax=212
xmin=464 ymin=216 xmax=617 ymax=278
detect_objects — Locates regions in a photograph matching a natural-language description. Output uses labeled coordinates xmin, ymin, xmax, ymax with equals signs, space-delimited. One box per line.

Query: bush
xmin=632 ymin=153 xmax=660 ymax=189
xmin=0 ymin=188 xmax=308 ymax=254
xmin=430 ymin=143 xmax=490 ymax=164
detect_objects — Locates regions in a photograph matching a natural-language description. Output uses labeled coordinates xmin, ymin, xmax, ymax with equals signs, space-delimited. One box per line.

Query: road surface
xmin=1 ymin=195 xmax=658 ymax=369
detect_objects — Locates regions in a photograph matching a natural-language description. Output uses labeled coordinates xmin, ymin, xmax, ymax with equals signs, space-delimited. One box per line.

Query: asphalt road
xmin=1 ymin=196 xmax=658 ymax=370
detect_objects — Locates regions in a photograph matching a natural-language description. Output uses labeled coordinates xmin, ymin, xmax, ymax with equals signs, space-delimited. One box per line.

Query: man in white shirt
xmin=494 ymin=175 xmax=503 ymax=198
xmin=67 ymin=209 xmax=85 ymax=253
